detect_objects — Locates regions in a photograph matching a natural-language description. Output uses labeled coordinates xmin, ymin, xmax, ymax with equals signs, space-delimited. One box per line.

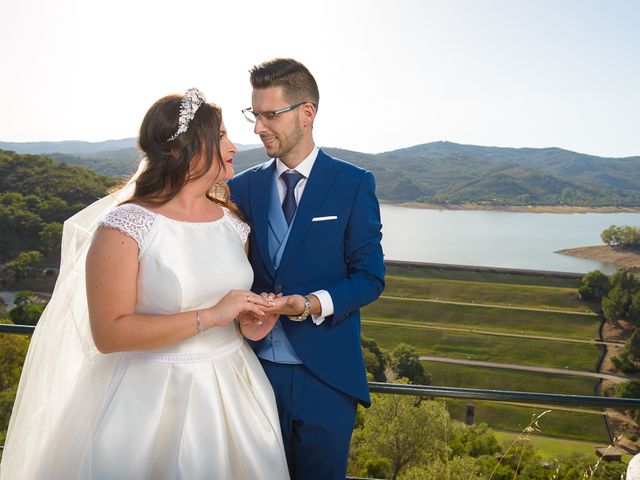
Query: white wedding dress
xmin=3 ymin=203 xmax=289 ymax=479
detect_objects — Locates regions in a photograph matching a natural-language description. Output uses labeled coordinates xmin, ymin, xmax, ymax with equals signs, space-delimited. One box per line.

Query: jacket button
xmin=274 ymin=284 xmax=283 ymax=294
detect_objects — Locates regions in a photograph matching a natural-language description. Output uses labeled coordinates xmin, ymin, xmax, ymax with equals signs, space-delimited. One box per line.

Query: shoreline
xmin=556 ymin=245 xmax=640 ymax=272
xmin=382 ymin=201 xmax=640 ymax=214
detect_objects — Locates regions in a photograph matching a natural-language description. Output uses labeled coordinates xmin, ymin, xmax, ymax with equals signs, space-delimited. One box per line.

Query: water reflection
xmin=380 ymin=205 xmax=640 ymax=274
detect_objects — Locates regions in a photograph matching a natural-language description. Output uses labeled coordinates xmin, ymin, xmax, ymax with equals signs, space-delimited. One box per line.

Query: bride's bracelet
xmin=195 ymin=310 xmax=204 ymax=336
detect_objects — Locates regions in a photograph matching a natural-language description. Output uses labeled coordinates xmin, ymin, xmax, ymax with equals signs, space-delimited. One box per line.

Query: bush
xmin=9 ymin=303 xmax=45 ymax=326
xmin=611 ymin=353 xmax=639 ymax=373
xmin=361 ymin=336 xmax=387 ymax=382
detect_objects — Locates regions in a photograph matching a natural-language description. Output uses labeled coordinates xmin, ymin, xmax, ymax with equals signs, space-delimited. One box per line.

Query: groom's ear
xmin=300 ymin=102 xmax=317 ymax=128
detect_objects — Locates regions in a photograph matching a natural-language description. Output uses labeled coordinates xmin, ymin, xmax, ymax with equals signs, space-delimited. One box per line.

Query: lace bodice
xmin=100 ymin=203 xmax=250 ymax=258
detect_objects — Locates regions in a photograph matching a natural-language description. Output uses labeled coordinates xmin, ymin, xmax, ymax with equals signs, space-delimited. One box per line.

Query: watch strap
xmin=289 ymin=295 xmax=312 ymax=322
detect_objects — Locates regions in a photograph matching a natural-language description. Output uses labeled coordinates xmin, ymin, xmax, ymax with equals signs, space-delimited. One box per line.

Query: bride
xmin=0 ymin=89 xmax=290 ymax=479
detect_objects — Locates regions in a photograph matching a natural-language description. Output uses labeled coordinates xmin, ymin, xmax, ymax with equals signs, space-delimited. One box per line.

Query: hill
xmin=0 ymin=138 xmax=137 ymax=155
xmin=0 ymin=149 xmax=117 ymax=263
xmin=380 ymin=142 xmax=640 ymax=206
xmin=0 ymin=139 xmax=261 ymax=178
xmin=2 ymin=139 xmax=639 ymax=208
xmin=233 ymin=142 xmax=640 ymax=207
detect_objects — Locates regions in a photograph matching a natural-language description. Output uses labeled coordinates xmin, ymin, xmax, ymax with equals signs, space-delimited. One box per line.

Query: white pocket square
xmin=312 ymin=215 xmax=338 ymax=222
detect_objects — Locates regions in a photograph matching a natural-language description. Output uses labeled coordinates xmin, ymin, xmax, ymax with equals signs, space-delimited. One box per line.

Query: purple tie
xmin=281 ymin=171 xmax=303 ymax=225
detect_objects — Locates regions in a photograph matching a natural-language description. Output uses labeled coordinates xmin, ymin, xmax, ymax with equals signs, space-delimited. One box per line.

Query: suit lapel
xmin=277 ymin=150 xmax=337 ymax=273
xmin=250 ymin=160 xmax=277 ymax=279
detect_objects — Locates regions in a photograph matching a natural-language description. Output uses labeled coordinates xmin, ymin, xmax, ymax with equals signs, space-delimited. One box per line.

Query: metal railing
xmin=2 ymin=323 xmax=639 ymax=409
xmin=2 ymin=322 xmax=639 ymax=480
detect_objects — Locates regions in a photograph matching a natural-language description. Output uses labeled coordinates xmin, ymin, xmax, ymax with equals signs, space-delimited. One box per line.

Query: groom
xmin=228 ymin=58 xmax=385 ymax=480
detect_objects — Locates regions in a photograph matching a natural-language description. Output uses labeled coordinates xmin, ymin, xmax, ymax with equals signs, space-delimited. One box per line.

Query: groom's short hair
xmin=250 ymin=58 xmax=319 ymax=107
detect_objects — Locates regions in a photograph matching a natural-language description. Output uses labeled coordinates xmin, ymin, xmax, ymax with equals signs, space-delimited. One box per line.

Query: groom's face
xmin=251 ymin=86 xmax=304 ymax=161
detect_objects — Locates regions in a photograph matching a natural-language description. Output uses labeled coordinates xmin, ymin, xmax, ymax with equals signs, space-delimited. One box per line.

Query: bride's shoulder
xmin=221 ymin=206 xmax=250 ymax=244
xmin=99 ymin=203 xmax=158 ymax=253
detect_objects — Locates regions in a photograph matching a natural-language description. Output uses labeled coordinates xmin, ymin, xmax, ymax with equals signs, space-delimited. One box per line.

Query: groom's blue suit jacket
xmin=228 ymin=149 xmax=385 ymax=406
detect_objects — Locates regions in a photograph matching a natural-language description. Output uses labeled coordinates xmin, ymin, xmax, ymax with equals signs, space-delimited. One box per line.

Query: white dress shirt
xmin=274 ymin=146 xmax=334 ymax=325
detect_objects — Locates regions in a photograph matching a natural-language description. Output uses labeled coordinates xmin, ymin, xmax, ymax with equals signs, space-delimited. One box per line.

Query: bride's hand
xmin=204 ymin=290 xmax=272 ymax=329
xmin=238 ymin=310 xmax=279 ymax=341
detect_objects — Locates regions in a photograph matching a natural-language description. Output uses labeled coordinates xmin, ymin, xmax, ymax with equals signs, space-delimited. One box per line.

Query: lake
xmin=380 ymin=205 xmax=640 ymax=274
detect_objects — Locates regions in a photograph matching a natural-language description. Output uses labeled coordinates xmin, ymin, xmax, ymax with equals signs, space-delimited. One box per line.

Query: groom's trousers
xmin=260 ymin=359 xmax=358 ymax=480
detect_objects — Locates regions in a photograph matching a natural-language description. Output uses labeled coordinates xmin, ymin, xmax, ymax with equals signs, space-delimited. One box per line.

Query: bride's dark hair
xmin=125 ymin=94 xmax=242 ymax=218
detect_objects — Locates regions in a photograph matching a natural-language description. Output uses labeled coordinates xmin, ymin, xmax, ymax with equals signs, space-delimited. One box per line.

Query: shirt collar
xmin=275 ymin=145 xmax=319 ymax=179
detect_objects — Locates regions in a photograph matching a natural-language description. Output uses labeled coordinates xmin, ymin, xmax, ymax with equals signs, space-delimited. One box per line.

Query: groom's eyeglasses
xmin=242 ymin=101 xmax=316 ymax=123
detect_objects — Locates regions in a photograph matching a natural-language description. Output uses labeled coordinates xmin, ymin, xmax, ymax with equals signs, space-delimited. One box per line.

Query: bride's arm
xmin=86 ymin=226 xmax=269 ymax=353
xmin=237 ymin=238 xmax=280 ymax=341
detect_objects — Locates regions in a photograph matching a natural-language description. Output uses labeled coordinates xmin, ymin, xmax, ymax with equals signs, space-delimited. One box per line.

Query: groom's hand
xmin=263 ymin=294 xmax=318 ymax=317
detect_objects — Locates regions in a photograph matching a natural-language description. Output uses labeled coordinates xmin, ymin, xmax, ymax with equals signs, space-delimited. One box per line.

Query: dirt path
xmin=418 ymin=355 xmax=627 ymax=382
xmin=362 ymin=318 xmax=624 ymax=347
xmin=380 ymin=295 xmax=597 ymax=316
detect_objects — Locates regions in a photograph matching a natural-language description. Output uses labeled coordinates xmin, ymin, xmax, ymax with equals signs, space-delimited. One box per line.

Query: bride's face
xmin=190 ymin=120 xmax=237 ymax=183
xmin=216 ymin=120 xmax=237 ymax=181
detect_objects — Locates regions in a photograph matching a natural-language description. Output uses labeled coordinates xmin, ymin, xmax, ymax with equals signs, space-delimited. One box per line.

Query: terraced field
xmin=362 ymin=263 xmax=612 ymax=444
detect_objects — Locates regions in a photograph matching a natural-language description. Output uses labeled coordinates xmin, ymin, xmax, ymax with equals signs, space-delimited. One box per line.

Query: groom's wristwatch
xmin=289 ymin=295 xmax=312 ymax=322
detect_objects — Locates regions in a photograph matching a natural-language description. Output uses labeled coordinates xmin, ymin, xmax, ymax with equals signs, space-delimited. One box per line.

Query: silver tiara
xmin=167 ymin=88 xmax=207 ymax=142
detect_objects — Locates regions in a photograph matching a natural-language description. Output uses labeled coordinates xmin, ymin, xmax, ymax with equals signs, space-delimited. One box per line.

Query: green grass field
xmin=492 ymin=430 xmax=605 ymax=461
xmin=363 ymin=297 xmax=600 ymax=340
xmin=445 ymin=399 xmax=610 ymax=442
xmin=362 ymin=323 xmax=600 ymax=371
xmin=383 ymin=275 xmax=590 ymax=312
xmin=422 ymin=361 xmax=598 ymax=395
xmin=385 ymin=263 xmax=584 ymax=289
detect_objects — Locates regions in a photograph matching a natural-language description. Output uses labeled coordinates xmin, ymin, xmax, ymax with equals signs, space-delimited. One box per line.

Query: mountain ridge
xmin=1 ymin=139 xmax=639 ymax=208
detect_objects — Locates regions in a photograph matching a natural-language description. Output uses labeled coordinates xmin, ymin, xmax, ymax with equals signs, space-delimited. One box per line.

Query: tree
xmin=577 ymin=270 xmax=610 ymax=302
xmin=361 ymin=336 xmax=387 ymax=382
xmin=8 ymin=291 xmax=46 ymax=326
xmin=0 ymin=320 xmax=30 ymax=443
xmin=389 ymin=343 xmax=430 ymax=385
xmin=616 ymin=379 xmax=640 ymax=399
xmin=601 ymin=225 xmax=622 ymax=246
xmin=629 ymin=292 xmax=640 ymax=326
xmin=602 ymin=286 xmax=630 ymax=324
xmin=629 ymin=328 xmax=640 ymax=362
xmin=350 ymin=390 xmax=456 ymax=480
xmin=4 ymin=250 xmax=44 ymax=282
xmin=611 ymin=352 xmax=638 ymax=373
xmin=13 ymin=290 xmax=35 ymax=306
xmin=611 ymin=328 xmax=640 ymax=373
xmin=39 ymin=222 xmax=63 ymax=255
xmin=610 ymin=269 xmax=639 ymax=292
xmin=601 ymin=225 xmax=640 ymax=247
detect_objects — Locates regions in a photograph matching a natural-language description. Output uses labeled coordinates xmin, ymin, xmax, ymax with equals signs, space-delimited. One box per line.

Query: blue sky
xmin=1 ymin=0 xmax=639 ymax=157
